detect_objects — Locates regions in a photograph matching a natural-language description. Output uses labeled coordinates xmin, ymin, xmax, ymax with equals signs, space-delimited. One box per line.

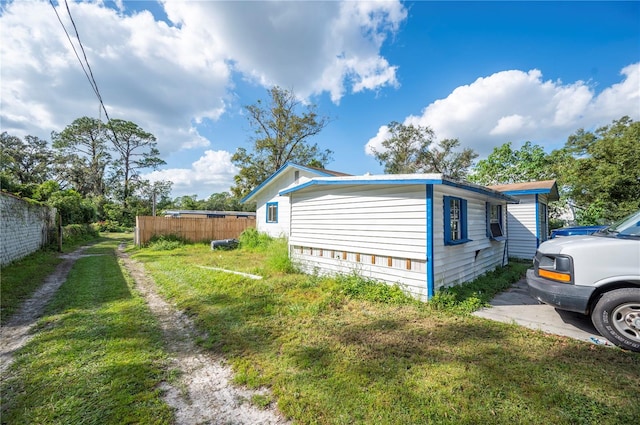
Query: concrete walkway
xmin=473 ymin=279 xmax=615 ymax=348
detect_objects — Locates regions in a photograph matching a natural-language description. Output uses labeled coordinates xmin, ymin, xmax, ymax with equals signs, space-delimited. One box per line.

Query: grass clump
xmin=146 ymin=234 xmax=187 ymax=250
xmin=430 ymin=260 xmax=530 ymax=314
xmin=335 ymin=273 xmax=417 ymax=305
xmin=238 ymin=228 xmax=274 ymax=251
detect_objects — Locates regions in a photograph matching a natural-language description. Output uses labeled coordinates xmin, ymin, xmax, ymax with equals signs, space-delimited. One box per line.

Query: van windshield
xmin=596 ymin=210 xmax=640 ymax=239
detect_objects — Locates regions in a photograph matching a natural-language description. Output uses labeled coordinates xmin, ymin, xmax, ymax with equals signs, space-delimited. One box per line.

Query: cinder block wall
xmin=1 ymin=192 xmax=56 ymax=266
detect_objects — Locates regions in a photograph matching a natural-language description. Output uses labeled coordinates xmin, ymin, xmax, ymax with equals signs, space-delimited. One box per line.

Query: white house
xmin=275 ymin=174 xmax=517 ymax=300
xmin=488 ymin=180 xmax=559 ymax=260
xmin=241 ymin=162 xmax=350 ymax=238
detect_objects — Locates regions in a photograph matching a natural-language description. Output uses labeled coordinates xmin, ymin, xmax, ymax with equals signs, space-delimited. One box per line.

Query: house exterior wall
xmin=506 ymin=193 xmax=550 ymax=259
xmin=287 ymin=183 xmax=509 ymax=300
xmin=432 ymin=186 xmax=507 ymax=291
xmin=288 ymin=184 xmax=430 ymax=299
xmin=254 ymin=168 xmax=319 ymax=238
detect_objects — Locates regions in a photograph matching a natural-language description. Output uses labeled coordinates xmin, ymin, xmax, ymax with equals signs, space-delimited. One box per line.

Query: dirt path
xmin=116 ymin=245 xmax=291 ymax=425
xmin=2 ymin=244 xmax=290 ymax=424
xmin=0 ymin=246 xmax=91 ymax=375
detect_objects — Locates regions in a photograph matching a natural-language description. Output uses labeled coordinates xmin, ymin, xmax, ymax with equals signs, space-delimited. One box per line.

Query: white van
xmin=527 ymin=210 xmax=640 ymax=351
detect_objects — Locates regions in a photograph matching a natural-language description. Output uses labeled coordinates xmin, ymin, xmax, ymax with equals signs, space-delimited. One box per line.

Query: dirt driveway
xmin=0 ymin=244 xmax=290 ymax=425
xmin=473 ymin=279 xmax=615 ymax=347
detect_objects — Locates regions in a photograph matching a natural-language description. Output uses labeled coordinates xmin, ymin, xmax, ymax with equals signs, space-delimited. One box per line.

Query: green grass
xmin=0 ymin=230 xmax=104 ymax=325
xmin=1 ymin=235 xmax=173 ymax=424
xmin=129 ymin=240 xmax=640 ymax=425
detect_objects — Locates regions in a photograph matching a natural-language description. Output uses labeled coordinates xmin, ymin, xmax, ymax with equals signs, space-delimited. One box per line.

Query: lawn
xmin=2 ymin=233 xmax=639 ymax=424
xmin=1 ymin=235 xmax=173 ymax=424
xmin=135 ymin=234 xmax=639 ymax=425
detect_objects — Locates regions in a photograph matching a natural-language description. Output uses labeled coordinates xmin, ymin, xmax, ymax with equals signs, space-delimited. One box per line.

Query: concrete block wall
xmin=1 ymin=192 xmax=56 ymax=266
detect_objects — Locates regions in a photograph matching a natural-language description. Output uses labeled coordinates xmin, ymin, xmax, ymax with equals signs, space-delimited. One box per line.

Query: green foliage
xmin=335 ymin=273 xmax=417 ymax=305
xmin=238 ymin=228 xmax=274 ymax=250
xmin=231 ymin=86 xmax=332 ymax=198
xmin=48 ymin=189 xmax=96 ymax=225
xmin=371 ymin=122 xmax=477 ymax=179
xmin=92 ymin=220 xmax=129 ymax=233
xmin=430 ymin=261 xmax=530 ymax=314
xmin=469 ymin=141 xmax=553 ymax=185
xmin=62 ymin=224 xmax=100 ymax=244
xmin=560 ymin=116 xmax=640 ymax=223
xmin=265 ymin=238 xmax=298 ymax=274
xmin=146 ymin=234 xmax=187 ymax=250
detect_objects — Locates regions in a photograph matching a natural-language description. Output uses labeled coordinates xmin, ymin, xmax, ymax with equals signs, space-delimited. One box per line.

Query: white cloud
xmin=365 ymin=63 xmax=640 ymax=157
xmin=142 ymin=150 xmax=239 ymax=198
xmin=1 ymin=0 xmax=406 ymax=196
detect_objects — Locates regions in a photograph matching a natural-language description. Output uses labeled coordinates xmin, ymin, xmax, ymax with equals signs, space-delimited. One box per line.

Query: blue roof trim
xmin=241 ymin=162 xmax=337 ymax=203
xmin=279 ymin=176 xmax=518 ymax=203
xmin=502 ymin=188 xmax=553 ymax=196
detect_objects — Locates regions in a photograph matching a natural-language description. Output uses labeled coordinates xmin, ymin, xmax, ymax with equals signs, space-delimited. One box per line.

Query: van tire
xmin=591 ymin=288 xmax=640 ymax=352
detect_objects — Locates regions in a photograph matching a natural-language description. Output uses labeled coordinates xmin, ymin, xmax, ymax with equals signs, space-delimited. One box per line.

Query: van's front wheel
xmin=591 ymin=288 xmax=640 ymax=352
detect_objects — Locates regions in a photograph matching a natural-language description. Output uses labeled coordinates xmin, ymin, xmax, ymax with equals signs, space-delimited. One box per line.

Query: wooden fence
xmin=135 ymin=216 xmax=256 ymax=246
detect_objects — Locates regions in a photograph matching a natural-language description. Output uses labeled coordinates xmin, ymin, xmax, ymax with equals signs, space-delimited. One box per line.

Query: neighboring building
xmin=241 ymin=162 xmax=350 ymax=238
xmin=489 ymin=180 xmax=559 ymax=260
xmin=163 ymin=210 xmax=256 ymax=219
xmin=277 ymin=173 xmax=517 ymax=300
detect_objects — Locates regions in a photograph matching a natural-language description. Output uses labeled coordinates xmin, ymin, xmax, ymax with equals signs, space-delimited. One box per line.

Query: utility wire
xmin=49 ymin=0 xmax=120 ymax=145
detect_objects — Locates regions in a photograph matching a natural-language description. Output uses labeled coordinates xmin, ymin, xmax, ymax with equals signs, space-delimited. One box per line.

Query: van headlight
xmin=534 ymin=253 xmax=574 ymax=284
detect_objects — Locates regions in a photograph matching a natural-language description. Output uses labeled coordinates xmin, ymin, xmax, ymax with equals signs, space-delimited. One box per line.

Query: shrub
xmin=335 ymin=273 xmax=417 ymax=305
xmin=62 ymin=224 xmax=100 ymax=244
xmin=265 ymin=238 xmax=298 ymax=274
xmin=146 ymin=234 xmax=186 ymax=251
xmin=238 ymin=228 xmax=273 ymax=251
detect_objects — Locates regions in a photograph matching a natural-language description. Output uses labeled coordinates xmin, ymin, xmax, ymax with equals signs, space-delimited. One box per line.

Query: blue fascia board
xmin=502 ymin=188 xmax=553 ymax=196
xmin=241 ymin=162 xmax=337 ymax=203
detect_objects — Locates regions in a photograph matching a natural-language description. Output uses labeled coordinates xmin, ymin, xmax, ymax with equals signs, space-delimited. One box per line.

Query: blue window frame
xmin=444 ymin=196 xmax=470 ymax=245
xmin=266 ymin=202 xmax=278 ymax=223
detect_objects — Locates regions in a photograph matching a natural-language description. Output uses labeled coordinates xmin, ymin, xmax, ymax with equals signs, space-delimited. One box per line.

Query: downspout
xmin=426 ymin=185 xmax=434 ymax=299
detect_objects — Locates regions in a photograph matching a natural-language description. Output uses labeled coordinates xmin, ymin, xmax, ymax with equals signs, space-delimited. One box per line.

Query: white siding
xmin=432 ymin=186 xmax=507 ymax=291
xmin=505 ymin=193 xmax=551 ymax=260
xmin=255 ymin=168 xmax=319 ymax=238
xmin=289 ymin=184 xmax=429 ymax=299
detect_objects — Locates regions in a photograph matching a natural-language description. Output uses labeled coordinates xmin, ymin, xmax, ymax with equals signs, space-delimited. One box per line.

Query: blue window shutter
xmin=443 ymin=196 xmax=451 ymax=244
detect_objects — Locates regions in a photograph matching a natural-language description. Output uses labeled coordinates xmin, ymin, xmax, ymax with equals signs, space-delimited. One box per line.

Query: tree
xmin=0 ymin=132 xmax=51 ymax=186
xmin=52 ymin=117 xmax=111 ymax=197
xmin=371 ymin=121 xmax=435 ymax=174
xmin=422 ymin=138 xmax=478 ymax=180
xmin=105 ymin=119 xmax=165 ymax=209
xmin=371 ymin=122 xmax=477 ymax=178
xmin=231 ymin=86 xmax=332 ymax=198
xmin=559 ymin=116 xmax=640 ymax=223
xmin=469 ymin=141 xmax=554 ymax=185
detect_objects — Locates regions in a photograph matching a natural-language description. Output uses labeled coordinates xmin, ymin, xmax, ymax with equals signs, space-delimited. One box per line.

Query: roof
xmin=241 ymin=162 xmax=351 ymax=203
xmin=279 ymin=173 xmax=519 ymax=203
xmin=488 ymin=180 xmax=559 ymax=201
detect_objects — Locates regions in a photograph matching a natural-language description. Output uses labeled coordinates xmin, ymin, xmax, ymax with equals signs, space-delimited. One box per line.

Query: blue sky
xmin=1 ymin=1 xmax=638 ymax=199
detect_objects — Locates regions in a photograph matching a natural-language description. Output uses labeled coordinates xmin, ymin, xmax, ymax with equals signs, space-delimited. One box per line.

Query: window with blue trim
xmin=266 ymin=202 xmax=278 ymax=223
xmin=444 ymin=196 xmax=470 ymax=245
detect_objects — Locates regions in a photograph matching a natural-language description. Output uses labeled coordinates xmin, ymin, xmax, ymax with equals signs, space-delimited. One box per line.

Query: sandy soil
xmin=0 ymin=245 xmax=291 ymax=424
xmin=117 ymin=245 xmax=291 ymax=425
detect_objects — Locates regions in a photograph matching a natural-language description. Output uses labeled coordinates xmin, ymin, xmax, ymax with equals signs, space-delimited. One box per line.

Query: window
xmin=266 ymin=202 xmax=278 ymax=223
xmin=487 ymin=203 xmax=505 ymax=240
xmin=538 ymin=202 xmax=548 ymax=242
xmin=444 ymin=196 xmax=470 ymax=245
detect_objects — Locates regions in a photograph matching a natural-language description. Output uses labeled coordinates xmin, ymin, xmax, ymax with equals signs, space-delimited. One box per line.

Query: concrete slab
xmin=473 ymin=279 xmax=615 ymax=348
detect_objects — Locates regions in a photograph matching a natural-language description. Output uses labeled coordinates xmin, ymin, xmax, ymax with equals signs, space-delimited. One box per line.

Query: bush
xmin=146 ymin=234 xmax=186 ymax=251
xmin=238 ymin=228 xmax=274 ymax=251
xmin=62 ymin=224 xmax=100 ymax=244
xmin=335 ymin=273 xmax=416 ymax=305
xmin=265 ymin=238 xmax=298 ymax=274
xmin=92 ymin=220 xmax=129 ymax=233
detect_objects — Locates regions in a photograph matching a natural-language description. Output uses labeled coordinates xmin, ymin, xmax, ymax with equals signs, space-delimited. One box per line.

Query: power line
xmin=48 ymin=0 xmax=120 ymax=144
